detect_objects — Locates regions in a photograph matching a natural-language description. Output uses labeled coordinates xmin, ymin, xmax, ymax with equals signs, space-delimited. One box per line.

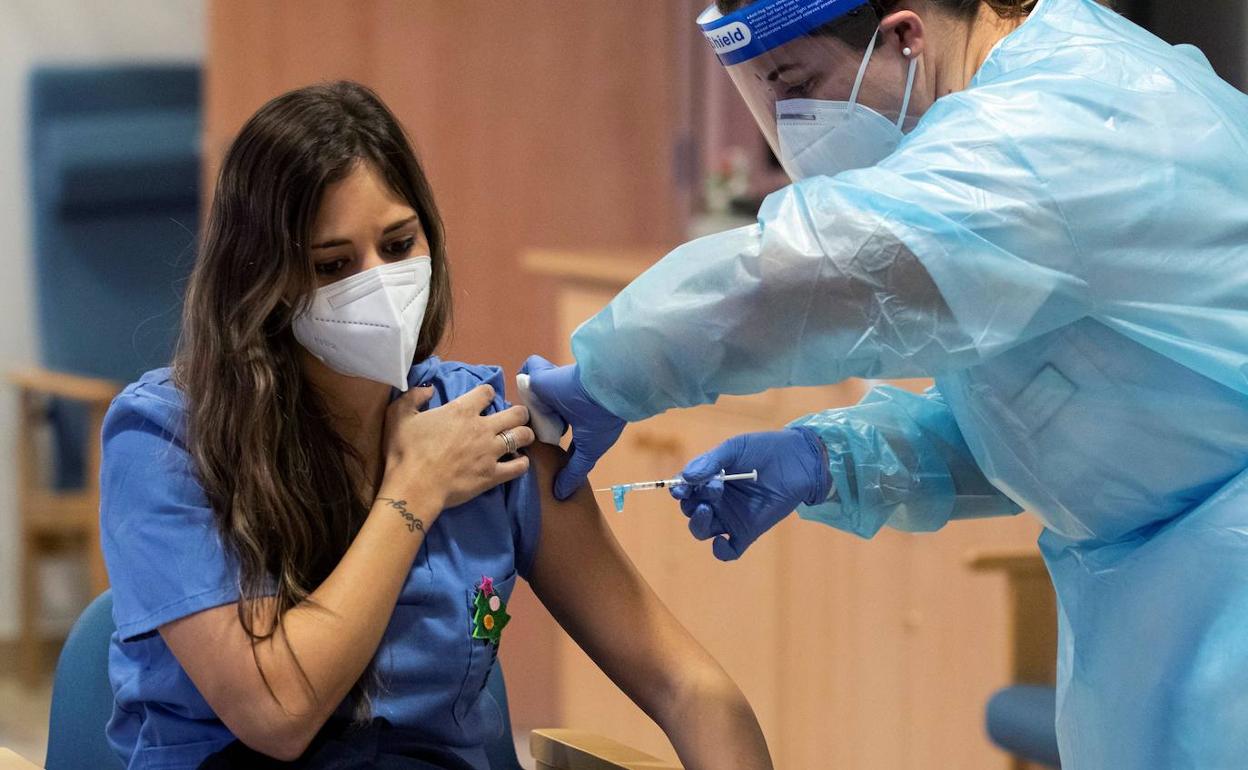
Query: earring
xmin=903 ymin=46 xmax=913 ymax=57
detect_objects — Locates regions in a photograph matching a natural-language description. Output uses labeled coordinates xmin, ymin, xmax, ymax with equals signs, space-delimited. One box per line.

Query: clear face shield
xmin=697 ymin=0 xmax=918 ymax=180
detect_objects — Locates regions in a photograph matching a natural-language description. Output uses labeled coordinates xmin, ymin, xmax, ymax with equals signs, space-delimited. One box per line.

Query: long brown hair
xmin=173 ymin=81 xmax=449 ymax=715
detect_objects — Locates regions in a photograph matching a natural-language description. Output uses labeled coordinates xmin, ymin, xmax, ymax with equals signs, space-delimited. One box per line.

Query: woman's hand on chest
xmin=378 ymin=384 xmax=534 ymax=513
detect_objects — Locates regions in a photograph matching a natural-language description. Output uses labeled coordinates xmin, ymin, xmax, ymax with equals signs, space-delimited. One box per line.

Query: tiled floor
xmin=0 ymin=673 xmax=52 ymax=766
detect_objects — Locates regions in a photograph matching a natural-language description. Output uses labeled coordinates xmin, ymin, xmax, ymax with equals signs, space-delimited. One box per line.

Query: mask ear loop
xmin=846 ymin=28 xmax=881 ymax=111
xmin=895 ymin=54 xmax=918 ymax=130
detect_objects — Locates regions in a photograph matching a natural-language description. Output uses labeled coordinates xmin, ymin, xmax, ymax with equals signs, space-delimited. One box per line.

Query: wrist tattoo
xmin=377 ymin=497 xmax=425 ymax=534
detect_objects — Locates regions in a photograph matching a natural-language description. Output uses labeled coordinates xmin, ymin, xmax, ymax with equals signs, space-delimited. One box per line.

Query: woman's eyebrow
xmin=310 ymin=215 xmax=419 ymax=250
xmin=383 ymin=215 xmax=419 ymax=234
xmin=310 ymin=238 xmax=350 ymax=250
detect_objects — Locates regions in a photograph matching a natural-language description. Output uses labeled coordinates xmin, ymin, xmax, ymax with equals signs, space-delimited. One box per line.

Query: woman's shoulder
xmin=411 ymin=357 xmax=509 ymax=403
xmin=105 ymin=367 xmax=188 ymax=443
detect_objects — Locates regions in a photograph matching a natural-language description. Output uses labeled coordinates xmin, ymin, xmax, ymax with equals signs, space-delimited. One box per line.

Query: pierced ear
xmin=881 ymin=10 xmax=925 ymax=58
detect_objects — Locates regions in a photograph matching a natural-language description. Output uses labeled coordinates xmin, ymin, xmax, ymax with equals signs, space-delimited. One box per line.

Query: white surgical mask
xmin=293 ymin=257 xmax=432 ymax=390
xmin=777 ymin=29 xmax=918 ymax=181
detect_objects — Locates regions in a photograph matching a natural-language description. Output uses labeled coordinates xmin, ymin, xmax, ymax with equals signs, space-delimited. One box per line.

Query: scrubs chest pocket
xmin=452 ymin=571 xmax=516 ymax=727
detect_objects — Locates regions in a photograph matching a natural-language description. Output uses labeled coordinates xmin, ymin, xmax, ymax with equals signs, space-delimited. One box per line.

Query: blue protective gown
xmin=571 ymin=0 xmax=1248 ymax=765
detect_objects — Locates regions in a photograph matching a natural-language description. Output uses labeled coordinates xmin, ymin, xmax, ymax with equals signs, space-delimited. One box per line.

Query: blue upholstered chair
xmin=14 ymin=64 xmax=200 ymax=686
xmin=27 ymin=63 xmax=201 ymax=485
xmin=970 ymin=551 xmax=1061 ymax=769
xmin=986 ymin=685 xmax=1060 ymax=769
xmin=44 ymin=592 xmax=120 ymax=770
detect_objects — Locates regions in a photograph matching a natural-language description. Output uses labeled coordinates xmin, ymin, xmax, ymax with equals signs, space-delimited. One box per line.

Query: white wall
xmin=0 ymin=0 xmax=204 ymax=640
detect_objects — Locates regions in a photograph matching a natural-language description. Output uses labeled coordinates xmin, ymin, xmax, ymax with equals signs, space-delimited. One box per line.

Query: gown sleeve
xmin=789 ymin=384 xmax=1021 ymax=538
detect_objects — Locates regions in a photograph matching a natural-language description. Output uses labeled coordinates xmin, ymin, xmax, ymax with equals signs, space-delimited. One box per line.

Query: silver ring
xmin=498 ymin=430 xmax=517 ymax=455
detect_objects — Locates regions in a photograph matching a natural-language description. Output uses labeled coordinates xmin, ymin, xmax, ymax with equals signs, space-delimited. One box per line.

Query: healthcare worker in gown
xmin=521 ymin=0 xmax=1248 ymax=766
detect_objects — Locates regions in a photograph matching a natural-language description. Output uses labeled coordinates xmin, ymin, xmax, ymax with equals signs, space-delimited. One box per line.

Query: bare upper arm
xmin=525 ymin=443 xmax=724 ymax=720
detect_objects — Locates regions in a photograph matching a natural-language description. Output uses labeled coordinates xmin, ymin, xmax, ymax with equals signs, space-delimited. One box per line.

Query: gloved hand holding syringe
xmin=595 ymin=470 xmax=758 ymax=513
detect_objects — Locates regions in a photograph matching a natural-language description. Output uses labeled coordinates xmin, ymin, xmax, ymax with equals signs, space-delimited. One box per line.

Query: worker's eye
xmin=784 ymin=77 xmax=816 ymax=99
xmin=315 ymin=258 xmax=350 ymax=276
xmin=384 ymin=235 xmax=416 ymax=258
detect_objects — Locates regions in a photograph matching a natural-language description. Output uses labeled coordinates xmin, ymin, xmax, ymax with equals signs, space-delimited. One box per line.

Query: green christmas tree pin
xmin=471 ymin=576 xmax=510 ymax=646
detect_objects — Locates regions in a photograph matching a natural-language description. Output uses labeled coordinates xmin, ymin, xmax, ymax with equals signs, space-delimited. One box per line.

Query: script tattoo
xmin=377 ymin=497 xmax=425 ymax=534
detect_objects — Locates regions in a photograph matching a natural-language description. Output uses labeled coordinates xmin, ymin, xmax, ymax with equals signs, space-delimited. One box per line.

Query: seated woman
xmin=99 ymin=82 xmax=772 ymax=770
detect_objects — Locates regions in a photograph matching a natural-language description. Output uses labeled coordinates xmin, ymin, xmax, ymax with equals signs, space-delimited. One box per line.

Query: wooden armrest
xmin=8 ymin=366 xmax=122 ymax=404
xmin=0 ymin=748 xmax=42 ymax=769
xmin=967 ymin=548 xmax=1047 ymax=576
xmin=530 ymin=729 xmax=682 ymax=770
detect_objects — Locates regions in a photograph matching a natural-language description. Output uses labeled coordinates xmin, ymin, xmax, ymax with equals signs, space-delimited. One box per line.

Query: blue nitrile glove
xmin=671 ymin=428 xmax=831 ymax=561
xmin=521 ymin=355 xmax=627 ymax=500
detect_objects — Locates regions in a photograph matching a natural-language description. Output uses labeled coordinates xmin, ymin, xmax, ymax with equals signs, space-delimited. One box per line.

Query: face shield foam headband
xmin=697 ymin=0 xmax=873 ymax=66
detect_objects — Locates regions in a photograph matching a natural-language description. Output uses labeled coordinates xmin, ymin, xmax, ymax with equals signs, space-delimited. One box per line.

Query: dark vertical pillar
xmin=1116 ymin=0 xmax=1247 ymax=89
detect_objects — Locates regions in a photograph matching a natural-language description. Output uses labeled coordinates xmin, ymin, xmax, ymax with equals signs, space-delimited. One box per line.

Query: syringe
xmin=594 ymin=470 xmax=759 ymax=512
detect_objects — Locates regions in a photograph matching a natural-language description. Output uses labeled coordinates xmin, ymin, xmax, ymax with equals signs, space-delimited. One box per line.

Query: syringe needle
xmin=592 ymin=470 xmax=759 ymax=496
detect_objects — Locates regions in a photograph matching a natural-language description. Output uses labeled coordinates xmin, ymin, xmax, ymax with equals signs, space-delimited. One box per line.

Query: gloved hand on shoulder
xmin=521 ymin=355 xmax=627 ymax=500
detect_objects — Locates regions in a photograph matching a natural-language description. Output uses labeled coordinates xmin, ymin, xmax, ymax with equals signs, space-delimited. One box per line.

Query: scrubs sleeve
xmin=571 ymin=91 xmax=1093 ymax=423
xmin=789 ymin=385 xmax=1022 ymax=539
xmin=506 ymin=466 xmax=542 ymax=581
xmin=425 ymin=360 xmax=542 ymax=579
xmin=482 ymin=370 xmax=541 ymax=580
xmin=99 ymin=387 xmax=239 ymax=642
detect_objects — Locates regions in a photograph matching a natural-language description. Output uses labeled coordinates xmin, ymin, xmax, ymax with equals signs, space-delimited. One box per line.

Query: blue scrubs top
xmin=99 ymin=359 xmax=542 ymax=770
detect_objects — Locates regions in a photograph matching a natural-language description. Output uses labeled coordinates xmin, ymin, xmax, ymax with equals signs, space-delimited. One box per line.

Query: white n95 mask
xmin=777 ymin=28 xmax=918 ymax=181
xmin=292 ymin=258 xmax=432 ymax=391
